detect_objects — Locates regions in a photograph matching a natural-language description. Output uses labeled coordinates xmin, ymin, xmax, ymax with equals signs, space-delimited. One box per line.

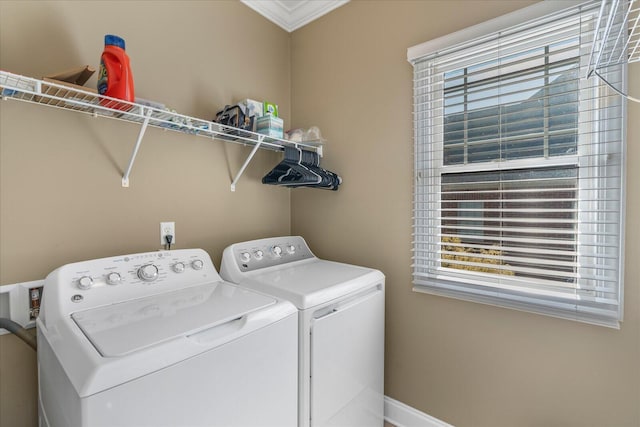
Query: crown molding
xmin=241 ymin=0 xmax=349 ymax=32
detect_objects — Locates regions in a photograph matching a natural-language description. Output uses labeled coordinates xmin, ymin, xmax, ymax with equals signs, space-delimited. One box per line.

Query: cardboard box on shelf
xmin=45 ymin=65 xmax=95 ymax=86
xmin=35 ymin=65 xmax=98 ymax=104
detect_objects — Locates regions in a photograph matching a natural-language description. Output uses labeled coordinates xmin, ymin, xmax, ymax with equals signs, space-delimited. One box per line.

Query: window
xmin=409 ymin=1 xmax=626 ymax=328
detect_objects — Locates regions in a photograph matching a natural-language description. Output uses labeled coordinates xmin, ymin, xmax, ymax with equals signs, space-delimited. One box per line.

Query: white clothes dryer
xmin=220 ymin=236 xmax=385 ymax=427
xmin=37 ymin=248 xmax=298 ymax=427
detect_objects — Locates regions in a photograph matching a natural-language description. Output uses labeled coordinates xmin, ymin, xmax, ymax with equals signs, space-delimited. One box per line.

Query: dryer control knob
xmin=254 ymin=250 xmax=264 ymax=260
xmin=191 ymin=259 xmax=204 ymax=270
xmin=172 ymin=262 xmax=186 ymax=273
xmin=286 ymin=245 xmax=296 ymax=254
xmin=78 ymin=276 xmax=93 ymax=290
xmin=138 ymin=264 xmax=159 ymax=282
xmin=240 ymin=252 xmax=251 ymax=263
xmin=106 ymin=272 xmax=122 ymax=285
xmin=271 ymin=245 xmax=283 ymax=257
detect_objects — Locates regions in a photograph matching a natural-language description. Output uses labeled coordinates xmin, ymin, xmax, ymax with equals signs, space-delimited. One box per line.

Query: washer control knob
xmin=271 ymin=245 xmax=282 ymax=257
xmin=240 ymin=252 xmax=251 ymax=263
xmin=78 ymin=276 xmax=93 ymax=290
xmin=191 ymin=259 xmax=204 ymax=270
xmin=286 ymin=245 xmax=296 ymax=255
xmin=106 ymin=272 xmax=122 ymax=285
xmin=254 ymin=250 xmax=264 ymax=260
xmin=138 ymin=264 xmax=159 ymax=282
xmin=172 ymin=262 xmax=186 ymax=273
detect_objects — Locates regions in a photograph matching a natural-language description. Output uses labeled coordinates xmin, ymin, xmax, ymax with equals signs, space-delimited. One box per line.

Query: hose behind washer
xmin=0 ymin=318 xmax=37 ymax=350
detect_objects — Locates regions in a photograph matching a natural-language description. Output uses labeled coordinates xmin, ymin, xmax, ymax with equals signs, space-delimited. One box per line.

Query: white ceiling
xmin=240 ymin=0 xmax=349 ymax=32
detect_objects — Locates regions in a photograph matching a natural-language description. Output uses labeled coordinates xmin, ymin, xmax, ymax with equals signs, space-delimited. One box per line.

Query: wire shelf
xmin=0 ymin=70 xmax=323 ymax=190
xmin=587 ymin=0 xmax=640 ymax=102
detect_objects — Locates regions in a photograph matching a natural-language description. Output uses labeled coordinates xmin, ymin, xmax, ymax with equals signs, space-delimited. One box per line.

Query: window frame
xmin=409 ymin=0 xmax=626 ymax=328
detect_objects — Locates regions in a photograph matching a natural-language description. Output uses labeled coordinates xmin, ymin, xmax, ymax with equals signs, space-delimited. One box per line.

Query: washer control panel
xmin=221 ymin=236 xmax=315 ymax=277
xmin=40 ymin=249 xmax=220 ymax=327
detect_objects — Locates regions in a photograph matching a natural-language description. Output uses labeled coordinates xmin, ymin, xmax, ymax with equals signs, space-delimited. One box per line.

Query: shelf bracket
xmin=122 ymin=108 xmax=153 ymax=187
xmin=230 ymin=135 xmax=265 ymax=192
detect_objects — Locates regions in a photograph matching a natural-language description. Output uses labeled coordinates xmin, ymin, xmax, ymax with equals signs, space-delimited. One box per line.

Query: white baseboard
xmin=384 ymin=396 xmax=453 ymax=427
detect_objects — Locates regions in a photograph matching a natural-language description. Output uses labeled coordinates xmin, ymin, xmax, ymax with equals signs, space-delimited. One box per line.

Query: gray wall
xmin=0 ymin=2 xmax=292 ymax=425
xmin=290 ymin=1 xmax=640 ymax=426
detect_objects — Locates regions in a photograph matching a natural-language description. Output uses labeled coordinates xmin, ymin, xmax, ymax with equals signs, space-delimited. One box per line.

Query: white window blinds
xmin=410 ymin=1 xmax=626 ymax=328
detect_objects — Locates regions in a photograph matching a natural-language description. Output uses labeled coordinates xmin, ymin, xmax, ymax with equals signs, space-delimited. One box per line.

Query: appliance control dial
xmin=254 ymin=250 xmax=264 ymax=260
xmin=286 ymin=245 xmax=296 ymax=254
xmin=106 ymin=272 xmax=122 ymax=285
xmin=191 ymin=259 xmax=204 ymax=270
xmin=240 ymin=252 xmax=251 ymax=263
xmin=137 ymin=264 xmax=159 ymax=282
xmin=172 ymin=262 xmax=186 ymax=273
xmin=271 ymin=245 xmax=282 ymax=257
xmin=77 ymin=276 xmax=93 ymax=290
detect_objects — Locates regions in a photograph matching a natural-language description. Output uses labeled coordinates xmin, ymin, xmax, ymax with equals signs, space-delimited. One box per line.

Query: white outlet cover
xmin=160 ymin=222 xmax=175 ymax=245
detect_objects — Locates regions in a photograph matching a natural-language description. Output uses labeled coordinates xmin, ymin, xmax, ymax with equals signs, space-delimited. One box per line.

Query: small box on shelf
xmin=256 ymin=115 xmax=283 ymax=138
xmin=263 ymin=102 xmax=278 ymax=117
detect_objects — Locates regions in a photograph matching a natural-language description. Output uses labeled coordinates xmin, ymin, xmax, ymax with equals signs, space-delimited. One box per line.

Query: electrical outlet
xmin=160 ymin=221 xmax=176 ymax=246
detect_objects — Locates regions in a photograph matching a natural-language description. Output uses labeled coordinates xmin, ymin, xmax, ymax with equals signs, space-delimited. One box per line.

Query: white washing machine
xmin=220 ymin=236 xmax=385 ymax=427
xmin=37 ymin=248 xmax=298 ymax=427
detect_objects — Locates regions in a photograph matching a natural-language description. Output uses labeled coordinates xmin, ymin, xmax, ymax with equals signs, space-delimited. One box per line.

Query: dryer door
xmin=309 ymin=286 xmax=385 ymax=427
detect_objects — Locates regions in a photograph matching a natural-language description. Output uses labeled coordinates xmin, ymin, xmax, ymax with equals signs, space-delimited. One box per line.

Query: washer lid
xmin=71 ymin=281 xmax=275 ymax=357
xmin=242 ymin=260 xmax=384 ymax=309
